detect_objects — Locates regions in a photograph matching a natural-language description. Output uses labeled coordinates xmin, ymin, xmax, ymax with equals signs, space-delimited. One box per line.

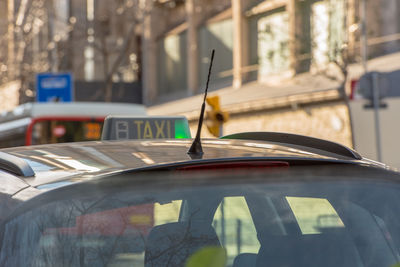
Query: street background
xmin=1 ymin=0 xmax=400 ymax=168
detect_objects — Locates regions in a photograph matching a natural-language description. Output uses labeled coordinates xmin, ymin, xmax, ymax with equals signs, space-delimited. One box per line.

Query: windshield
xmin=1 ymin=171 xmax=400 ymax=267
xmin=31 ymin=119 xmax=103 ymax=145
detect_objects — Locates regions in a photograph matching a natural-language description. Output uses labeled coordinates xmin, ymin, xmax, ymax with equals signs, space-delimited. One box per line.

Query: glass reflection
xmin=1 ymin=178 xmax=400 ymax=267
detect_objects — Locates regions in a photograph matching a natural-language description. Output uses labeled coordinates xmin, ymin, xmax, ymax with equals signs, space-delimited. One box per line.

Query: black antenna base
xmin=187 ymin=139 xmax=203 ymax=159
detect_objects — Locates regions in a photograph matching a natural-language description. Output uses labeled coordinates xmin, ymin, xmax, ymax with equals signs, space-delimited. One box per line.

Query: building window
xmin=311 ymin=0 xmax=345 ymax=70
xmin=249 ymin=9 xmax=290 ymax=82
xmin=158 ymin=31 xmax=188 ymax=96
xmin=84 ymin=46 xmax=95 ymax=81
xmin=199 ymin=18 xmax=233 ymax=90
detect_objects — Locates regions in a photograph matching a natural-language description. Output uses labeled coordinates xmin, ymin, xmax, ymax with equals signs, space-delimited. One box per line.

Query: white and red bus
xmin=0 ymin=102 xmax=146 ymax=148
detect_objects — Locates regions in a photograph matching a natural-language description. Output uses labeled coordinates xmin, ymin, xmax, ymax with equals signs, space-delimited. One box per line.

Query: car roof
xmin=0 ymin=137 xmax=387 ymax=187
xmin=0 ymin=135 xmax=392 ymax=221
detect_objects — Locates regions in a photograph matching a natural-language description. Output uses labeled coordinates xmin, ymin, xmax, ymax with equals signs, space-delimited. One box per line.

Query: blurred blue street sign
xmin=36 ymin=73 xmax=73 ymax=102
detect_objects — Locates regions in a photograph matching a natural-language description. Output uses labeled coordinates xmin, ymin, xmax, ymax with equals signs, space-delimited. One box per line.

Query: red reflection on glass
xmin=44 ymin=204 xmax=154 ymax=236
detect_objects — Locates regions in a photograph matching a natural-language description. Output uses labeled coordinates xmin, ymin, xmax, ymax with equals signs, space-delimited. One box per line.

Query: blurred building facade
xmin=1 ymin=0 xmax=400 ymax=146
xmin=143 ymin=0 xmax=400 ymax=146
xmin=142 ymin=0 xmax=400 ymax=104
xmin=2 ymin=0 xmax=400 ymax=108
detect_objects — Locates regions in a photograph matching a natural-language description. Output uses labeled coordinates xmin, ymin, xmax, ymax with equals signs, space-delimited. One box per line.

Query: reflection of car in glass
xmin=0 ymin=102 xmax=146 ymax=148
xmin=1 ymin=168 xmax=400 ymax=267
xmin=0 ymin=120 xmax=399 ymax=266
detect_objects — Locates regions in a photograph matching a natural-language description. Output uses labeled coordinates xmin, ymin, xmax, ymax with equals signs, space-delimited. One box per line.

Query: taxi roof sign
xmin=101 ymin=116 xmax=191 ymax=141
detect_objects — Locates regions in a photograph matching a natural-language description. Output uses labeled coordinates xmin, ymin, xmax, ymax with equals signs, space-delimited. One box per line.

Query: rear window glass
xmin=32 ymin=120 xmax=103 ymax=145
xmin=1 ymin=176 xmax=399 ymax=267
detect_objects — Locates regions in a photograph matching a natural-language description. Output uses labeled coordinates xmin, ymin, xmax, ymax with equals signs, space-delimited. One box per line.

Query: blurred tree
xmin=84 ymin=0 xmax=147 ymax=101
xmin=0 ymin=0 xmax=147 ymax=104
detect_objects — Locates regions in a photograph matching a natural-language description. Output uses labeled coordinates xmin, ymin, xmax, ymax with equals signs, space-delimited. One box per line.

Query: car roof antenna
xmin=188 ymin=49 xmax=215 ymax=158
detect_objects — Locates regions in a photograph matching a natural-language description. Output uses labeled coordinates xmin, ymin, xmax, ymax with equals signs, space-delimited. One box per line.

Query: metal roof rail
xmin=221 ymin=132 xmax=362 ymax=160
xmin=0 ymin=152 xmax=35 ymax=177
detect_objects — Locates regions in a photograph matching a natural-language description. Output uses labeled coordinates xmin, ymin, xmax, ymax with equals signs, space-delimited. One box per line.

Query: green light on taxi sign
xmin=102 ymin=116 xmax=191 ymax=140
xmin=175 ymin=119 xmax=191 ymax=139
